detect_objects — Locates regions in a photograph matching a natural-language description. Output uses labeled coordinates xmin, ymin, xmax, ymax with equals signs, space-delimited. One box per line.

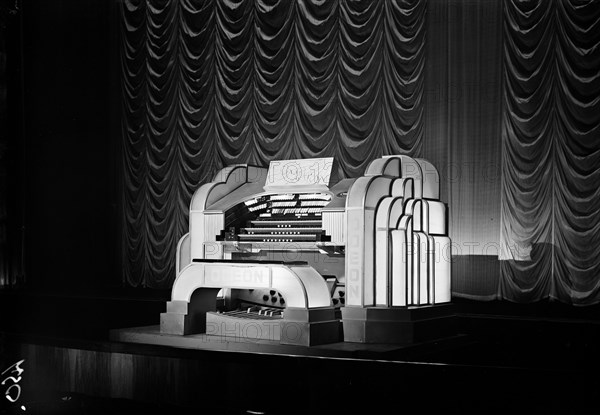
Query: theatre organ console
xmin=160 ymin=156 xmax=453 ymax=346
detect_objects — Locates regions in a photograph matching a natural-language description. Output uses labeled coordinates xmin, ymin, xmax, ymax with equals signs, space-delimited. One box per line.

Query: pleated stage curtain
xmin=119 ymin=0 xmax=600 ymax=305
xmin=500 ymin=0 xmax=600 ymax=304
xmin=119 ymin=0 xmax=427 ymax=288
xmin=424 ymin=0 xmax=503 ymax=300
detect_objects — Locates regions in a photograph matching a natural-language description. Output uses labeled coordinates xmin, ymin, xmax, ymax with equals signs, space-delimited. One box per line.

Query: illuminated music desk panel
xmin=160 ymin=156 xmax=453 ymax=346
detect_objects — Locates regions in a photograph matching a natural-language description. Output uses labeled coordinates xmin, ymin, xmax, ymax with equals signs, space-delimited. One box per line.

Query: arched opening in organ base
xmin=161 ymin=286 xmax=289 ymax=337
xmin=221 ymin=288 xmax=287 ymax=315
xmin=160 ymin=287 xmax=221 ymax=336
xmin=209 ymin=288 xmax=288 ymax=342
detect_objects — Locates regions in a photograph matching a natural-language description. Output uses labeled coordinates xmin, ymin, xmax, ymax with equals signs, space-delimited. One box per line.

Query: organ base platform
xmin=205 ymin=307 xmax=341 ymax=346
xmin=341 ymin=304 xmax=456 ymax=344
xmin=109 ymin=321 xmax=460 ymax=358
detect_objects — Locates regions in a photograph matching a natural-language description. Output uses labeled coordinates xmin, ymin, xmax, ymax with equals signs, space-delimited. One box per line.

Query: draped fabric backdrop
xmin=120 ymin=0 xmax=428 ymax=288
xmin=425 ymin=0 xmax=502 ymax=300
xmin=119 ymin=0 xmax=600 ymax=305
xmin=500 ymin=0 xmax=600 ymax=304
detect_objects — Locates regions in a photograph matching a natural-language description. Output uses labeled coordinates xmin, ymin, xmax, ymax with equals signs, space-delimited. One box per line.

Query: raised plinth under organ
xmin=160 ymin=155 xmax=453 ymax=346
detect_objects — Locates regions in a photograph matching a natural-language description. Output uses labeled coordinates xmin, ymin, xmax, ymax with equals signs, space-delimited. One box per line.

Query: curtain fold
xmin=120 ymin=0 xmax=426 ymax=288
xmin=424 ymin=0 xmax=503 ymax=300
xmin=500 ymin=0 xmax=600 ymax=304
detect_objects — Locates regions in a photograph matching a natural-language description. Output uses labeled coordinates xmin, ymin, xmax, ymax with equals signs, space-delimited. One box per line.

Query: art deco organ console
xmin=161 ymin=156 xmax=452 ymax=346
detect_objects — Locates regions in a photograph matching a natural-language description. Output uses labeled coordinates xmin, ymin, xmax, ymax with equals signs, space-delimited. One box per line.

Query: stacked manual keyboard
xmin=239 ymin=193 xmax=332 ymax=243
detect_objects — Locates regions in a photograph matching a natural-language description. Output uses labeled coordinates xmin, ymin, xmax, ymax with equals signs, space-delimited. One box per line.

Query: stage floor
xmin=109 ymin=324 xmax=472 ymax=361
xmin=4 ymin=290 xmax=600 ymax=414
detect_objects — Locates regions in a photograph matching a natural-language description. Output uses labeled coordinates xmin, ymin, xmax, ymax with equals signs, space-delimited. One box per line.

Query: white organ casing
xmin=345 ymin=176 xmax=394 ymax=307
xmin=164 ymin=154 xmax=451 ymax=345
xmin=374 ymin=178 xmax=414 ymax=306
xmin=347 ymin=155 xmax=451 ymax=309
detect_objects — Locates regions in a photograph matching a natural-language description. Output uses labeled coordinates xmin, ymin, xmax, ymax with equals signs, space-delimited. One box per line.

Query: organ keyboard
xmin=161 ymin=156 xmax=453 ymax=346
xmin=226 ymin=192 xmax=332 ymax=243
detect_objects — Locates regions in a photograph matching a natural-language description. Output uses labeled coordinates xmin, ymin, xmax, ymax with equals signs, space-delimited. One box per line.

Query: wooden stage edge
xmin=6 ymin=322 xmax=600 ymax=414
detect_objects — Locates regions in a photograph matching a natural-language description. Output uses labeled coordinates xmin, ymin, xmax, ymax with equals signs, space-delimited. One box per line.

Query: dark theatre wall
xmin=15 ymin=0 xmax=119 ymax=289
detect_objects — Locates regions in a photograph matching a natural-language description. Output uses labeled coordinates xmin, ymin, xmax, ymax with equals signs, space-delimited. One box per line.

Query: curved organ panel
xmin=348 ymin=156 xmax=451 ymax=308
